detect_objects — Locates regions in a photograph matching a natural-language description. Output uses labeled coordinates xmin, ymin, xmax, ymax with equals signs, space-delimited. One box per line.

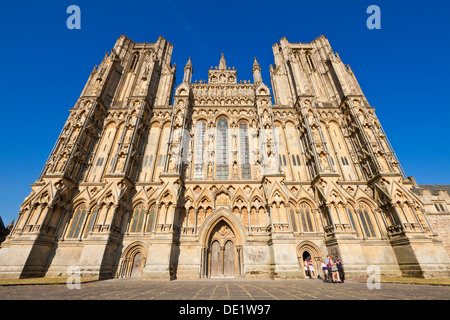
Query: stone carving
xmin=216 ymin=193 xmax=230 ymax=206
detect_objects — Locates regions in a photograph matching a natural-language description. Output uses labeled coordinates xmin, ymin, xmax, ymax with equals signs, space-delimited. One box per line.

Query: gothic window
xmin=435 ymin=203 xmax=446 ymax=212
xmin=282 ymin=155 xmax=287 ymax=166
xmin=306 ymin=54 xmax=315 ymax=71
xmin=130 ymin=204 xmax=146 ymax=233
xmin=239 ymin=122 xmax=251 ymax=179
xmin=341 ymin=156 xmax=349 ymax=166
xmin=290 ymin=208 xmax=298 ymax=232
xmin=158 ymin=155 xmax=163 ymax=166
xmin=148 ymin=155 xmax=153 ymax=167
xmin=358 ymin=204 xmax=376 ymax=238
xmin=96 ymin=157 xmax=104 ymax=166
xmin=130 ymin=52 xmax=140 ymax=72
xmin=144 ymin=155 xmax=149 ymax=167
xmin=296 ymin=155 xmax=301 ymax=166
xmin=146 ymin=206 xmax=155 ymax=232
xmin=299 ymin=203 xmax=314 ymax=232
xmin=346 ymin=208 xmax=359 ymax=236
xmin=216 ymin=118 xmax=229 ymax=180
xmin=194 ymin=121 xmax=206 ymax=179
xmin=84 ymin=208 xmax=98 ymax=238
xmin=292 ymin=155 xmax=297 ymax=166
xmin=67 ymin=205 xmax=87 ymax=238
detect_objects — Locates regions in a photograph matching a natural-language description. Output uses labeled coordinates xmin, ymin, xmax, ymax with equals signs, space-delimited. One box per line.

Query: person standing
xmin=336 ymin=256 xmax=344 ymax=283
xmin=308 ymin=259 xmax=315 ymax=279
xmin=304 ymin=259 xmax=310 ymax=278
xmin=321 ymin=259 xmax=328 ymax=281
xmin=326 ymin=255 xmax=332 ymax=281
xmin=331 ymin=257 xmax=341 ymax=283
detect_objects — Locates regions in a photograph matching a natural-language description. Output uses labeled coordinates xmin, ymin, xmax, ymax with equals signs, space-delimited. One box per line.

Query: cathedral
xmin=0 ymin=35 xmax=449 ymax=280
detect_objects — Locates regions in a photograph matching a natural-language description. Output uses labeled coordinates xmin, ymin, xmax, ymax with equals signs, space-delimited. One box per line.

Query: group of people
xmin=303 ymin=255 xmax=345 ymax=283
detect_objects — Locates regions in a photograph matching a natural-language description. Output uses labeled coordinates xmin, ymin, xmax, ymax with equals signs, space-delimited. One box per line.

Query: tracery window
xmin=299 ymin=203 xmax=314 ymax=232
xmin=84 ymin=208 xmax=98 ymax=238
xmin=130 ymin=52 xmax=140 ymax=72
xmin=306 ymin=54 xmax=315 ymax=71
xmin=67 ymin=205 xmax=87 ymax=238
xmin=194 ymin=121 xmax=206 ymax=179
xmin=130 ymin=204 xmax=146 ymax=233
xmin=216 ymin=118 xmax=229 ymax=180
xmin=146 ymin=206 xmax=156 ymax=232
xmin=358 ymin=204 xmax=376 ymax=238
xmin=239 ymin=122 xmax=251 ymax=179
xmin=346 ymin=208 xmax=358 ymax=236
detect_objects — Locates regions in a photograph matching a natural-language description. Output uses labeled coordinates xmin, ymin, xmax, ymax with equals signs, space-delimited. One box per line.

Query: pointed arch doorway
xmin=297 ymin=241 xmax=322 ymax=279
xmin=205 ymin=220 xmax=242 ymax=278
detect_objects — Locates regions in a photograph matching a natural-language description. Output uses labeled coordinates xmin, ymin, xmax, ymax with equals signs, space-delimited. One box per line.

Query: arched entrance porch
xmin=297 ymin=241 xmax=323 ymax=279
xmin=198 ymin=209 xmax=246 ymax=279
xmin=116 ymin=242 xmax=147 ymax=278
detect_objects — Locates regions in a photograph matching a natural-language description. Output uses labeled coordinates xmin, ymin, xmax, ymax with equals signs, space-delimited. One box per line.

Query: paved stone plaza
xmin=0 ymin=278 xmax=448 ymax=300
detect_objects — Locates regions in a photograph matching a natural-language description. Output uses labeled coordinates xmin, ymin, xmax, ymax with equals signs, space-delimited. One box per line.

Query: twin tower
xmin=0 ymin=35 xmax=448 ymax=280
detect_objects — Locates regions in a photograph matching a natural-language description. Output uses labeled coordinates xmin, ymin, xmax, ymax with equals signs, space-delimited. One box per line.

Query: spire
xmin=219 ymin=53 xmax=227 ymax=70
xmin=183 ymin=57 xmax=193 ymax=83
xmin=185 ymin=57 xmax=192 ymax=69
xmin=252 ymin=57 xmax=261 ymax=71
xmin=252 ymin=57 xmax=262 ymax=83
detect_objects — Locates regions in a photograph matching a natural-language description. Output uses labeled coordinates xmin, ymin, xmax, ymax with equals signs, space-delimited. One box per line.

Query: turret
xmin=183 ymin=57 xmax=193 ymax=83
xmin=252 ymin=57 xmax=262 ymax=83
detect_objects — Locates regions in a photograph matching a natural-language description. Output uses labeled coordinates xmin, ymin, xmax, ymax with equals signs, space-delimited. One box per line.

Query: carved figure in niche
xmin=116 ymin=154 xmax=126 ymax=172
xmin=320 ymin=153 xmax=329 ymax=170
xmin=168 ymin=145 xmax=179 ymax=172
xmin=266 ymin=153 xmax=277 ymax=172
xmin=207 ymin=163 xmax=213 ymax=178
xmin=255 ymin=161 xmax=261 ymax=179
xmin=92 ymin=78 xmax=102 ymax=94
xmin=175 ymin=112 xmax=183 ymax=127
xmin=138 ymin=77 xmax=147 ymax=94
xmin=56 ymin=153 xmax=68 ymax=172
xmin=233 ymin=162 xmax=238 ymax=177
xmin=70 ymin=126 xmax=80 ymax=143
xmin=266 ymin=128 xmax=272 ymax=144
xmin=311 ymin=126 xmax=321 ymax=143
xmin=124 ymin=129 xmax=133 ymax=143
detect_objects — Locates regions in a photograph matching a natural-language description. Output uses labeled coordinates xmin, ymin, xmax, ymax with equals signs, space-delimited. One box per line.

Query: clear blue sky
xmin=0 ymin=0 xmax=449 ymax=226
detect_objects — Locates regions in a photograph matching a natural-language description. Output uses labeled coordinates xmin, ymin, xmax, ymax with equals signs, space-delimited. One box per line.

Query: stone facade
xmin=413 ymin=184 xmax=450 ymax=257
xmin=0 ymin=35 xmax=449 ymax=280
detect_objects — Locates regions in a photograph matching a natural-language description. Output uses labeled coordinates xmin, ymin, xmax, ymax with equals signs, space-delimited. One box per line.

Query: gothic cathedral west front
xmin=0 ymin=35 xmax=449 ymax=280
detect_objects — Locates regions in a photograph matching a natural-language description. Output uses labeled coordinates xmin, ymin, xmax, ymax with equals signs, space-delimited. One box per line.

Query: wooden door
xmin=210 ymin=241 xmax=221 ymax=277
xmin=223 ymin=240 xmax=235 ymax=277
xmin=130 ymin=252 xmax=142 ymax=278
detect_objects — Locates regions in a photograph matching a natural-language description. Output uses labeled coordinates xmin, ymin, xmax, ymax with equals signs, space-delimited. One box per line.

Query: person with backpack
xmin=331 ymin=257 xmax=341 ymax=283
